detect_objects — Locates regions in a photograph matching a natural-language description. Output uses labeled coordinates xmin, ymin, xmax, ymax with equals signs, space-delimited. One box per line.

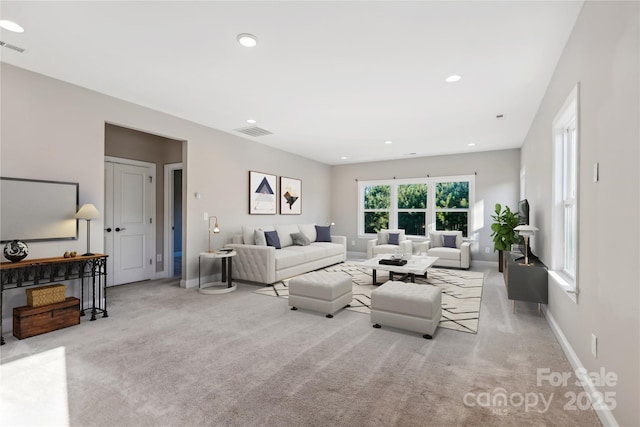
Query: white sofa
xmin=366 ymin=229 xmax=413 ymax=259
xmin=226 ymin=224 xmax=347 ymax=285
xmin=418 ymin=230 xmax=470 ymax=269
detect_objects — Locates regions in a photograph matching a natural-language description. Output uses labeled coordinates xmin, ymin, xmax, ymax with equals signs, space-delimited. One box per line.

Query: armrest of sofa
xmin=399 ymin=239 xmax=412 ymax=255
xmin=331 ymin=235 xmax=347 ymax=261
xmin=366 ymin=238 xmax=379 ymax=259
xmin=460 ymin=241 xmax=471 ymax=269
xmin=225 ymin=243 xmax=277 ymax=284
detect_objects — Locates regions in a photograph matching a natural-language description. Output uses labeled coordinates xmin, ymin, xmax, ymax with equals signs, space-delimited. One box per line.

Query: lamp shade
xmin=75 ymin=204 xmax=101 ymax=220
xmin=514 ymin=224 xmax=538 ymax=237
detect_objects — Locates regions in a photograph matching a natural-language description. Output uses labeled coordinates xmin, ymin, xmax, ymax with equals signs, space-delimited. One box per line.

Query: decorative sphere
xmin=4 ymin=240 xmax=29 ymax=262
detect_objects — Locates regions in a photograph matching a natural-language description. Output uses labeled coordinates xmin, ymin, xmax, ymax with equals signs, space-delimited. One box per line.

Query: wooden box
xmin=13 ymin=297 xmax=80 ymax=339
xmin=26 ymin=284 xmax=67 ymax=307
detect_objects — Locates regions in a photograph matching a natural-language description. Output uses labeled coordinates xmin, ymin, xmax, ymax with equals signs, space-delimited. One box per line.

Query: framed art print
xmin=280 ymin=176 xmax=302 ymax=215
xmin=249 ymin=171 xmax=277 ymax=214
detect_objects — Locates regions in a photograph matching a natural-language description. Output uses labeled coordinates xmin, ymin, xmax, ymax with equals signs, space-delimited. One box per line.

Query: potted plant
xmin=490 ymin=203 xmax=519 ymax=272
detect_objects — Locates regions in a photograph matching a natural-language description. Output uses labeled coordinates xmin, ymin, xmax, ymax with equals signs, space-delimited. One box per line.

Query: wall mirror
xmin=0 ymin=177 xmax=79 ymax=242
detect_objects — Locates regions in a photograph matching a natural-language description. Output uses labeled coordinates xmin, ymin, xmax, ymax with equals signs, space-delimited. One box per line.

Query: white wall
xmin=1 ymin=63 xmax=331 ymax=325
xmin=330 ymin=149 xmax=521 ymax=262
xmin=520 ymin=2 xmax=639 ymax=426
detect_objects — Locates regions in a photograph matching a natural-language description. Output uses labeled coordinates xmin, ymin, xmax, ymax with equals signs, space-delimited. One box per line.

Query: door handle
xmin=105 ymin=227 xmax=112 ymax=232
xmin=115 ymin=227 xmax=126 ymax=232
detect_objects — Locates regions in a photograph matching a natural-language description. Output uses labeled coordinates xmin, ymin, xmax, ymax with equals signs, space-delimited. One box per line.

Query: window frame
xmin=358 ymin=175 xmax=475 ymax=239
xmin=551 ymin=83 xmax=580 ymax=300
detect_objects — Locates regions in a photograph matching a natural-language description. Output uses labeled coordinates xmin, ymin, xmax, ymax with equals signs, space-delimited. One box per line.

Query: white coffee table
xmin=360 ymin=255 xmax=439 ymax=285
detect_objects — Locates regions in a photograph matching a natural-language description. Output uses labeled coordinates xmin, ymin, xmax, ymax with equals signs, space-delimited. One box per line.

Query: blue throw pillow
xmin=264 ymin=230 xmax=281 ymax=249
xmin=315 ymin=225 xmax=332 ymax=242
xmin=443 ymin=234 xmax=457 ymax=248
xmin=388 ymin=232 xmax=400 ymax=245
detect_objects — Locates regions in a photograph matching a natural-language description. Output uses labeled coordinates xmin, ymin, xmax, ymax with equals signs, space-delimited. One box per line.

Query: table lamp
xmin=514 ymin=224 xmax=538 ymax=266
xmin=208 ymin=215 xmax=220 ymax=252
xmin=75 ymin=203 xmax=101 ymax=256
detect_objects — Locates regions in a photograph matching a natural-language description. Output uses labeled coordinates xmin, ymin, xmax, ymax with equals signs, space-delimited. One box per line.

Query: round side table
xmin=198 ymin=250 xmax=237 ymax=294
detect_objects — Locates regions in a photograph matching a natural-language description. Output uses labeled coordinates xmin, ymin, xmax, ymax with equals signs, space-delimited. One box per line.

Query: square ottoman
xmin=289 ymin=271 xmax=352 ymax=318
xmin=371 ymin=281 xmax=442 ymax=339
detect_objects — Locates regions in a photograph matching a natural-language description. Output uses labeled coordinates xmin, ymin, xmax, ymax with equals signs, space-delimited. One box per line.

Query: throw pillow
xmin=388 ymin=232 xmax=400 ymax=245
xmin=315 ymin=225 xmax=332 ymax=242
xmin=264 ymin=230 xmax=281 ymax=249
xmin=254 ymin=229 xmax=267 ymax=246
xmin=291 ymin=232 xmax=311 ymax=246
xmin=443 ymin=234 xmax=457 ymax=248
xmin=377 ymin=230 xmax=389 ymax=245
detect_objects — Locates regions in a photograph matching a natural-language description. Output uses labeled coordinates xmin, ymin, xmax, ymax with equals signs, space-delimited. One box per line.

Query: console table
xmin=504 ymin=252 xmax=548 ymax=314
xmin=0 ymin=254 xmax=108 ymax=345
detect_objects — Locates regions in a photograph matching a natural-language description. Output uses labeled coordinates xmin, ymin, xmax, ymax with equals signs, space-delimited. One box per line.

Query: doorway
xmin=164 ymin=163 xmax=183 ymax=277
xmin=104 ymin=158 xmax=156 ymax=286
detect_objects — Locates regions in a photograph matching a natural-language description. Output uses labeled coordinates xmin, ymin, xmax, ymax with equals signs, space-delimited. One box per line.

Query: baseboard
xmin=470 ymin=260 xmax=498 ymax=269
xmin=544 ymin=308 xmax=619 ymax=427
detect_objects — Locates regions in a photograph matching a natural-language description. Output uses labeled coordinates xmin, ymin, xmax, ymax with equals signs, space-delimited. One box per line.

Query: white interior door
xmin=105 ymin=160 xmax=155 ymax=286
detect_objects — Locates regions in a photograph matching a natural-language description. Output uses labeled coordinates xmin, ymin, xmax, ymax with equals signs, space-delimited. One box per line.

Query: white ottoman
xmin=371 ymin=281 xmax=442 ymax=339
xmin=289 ymin=272 xmax=352 ymax=318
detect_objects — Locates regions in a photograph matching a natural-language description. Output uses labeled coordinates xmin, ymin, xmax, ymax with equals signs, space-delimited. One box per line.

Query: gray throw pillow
xmin=264 ymin=230 xmax=281 ymax=249
xmin=443 ymin=234 xmax=457 ymax=248
xmin=291 ymin=232 xmax=311 ymax=246
xmin=388 ymin=232 xmax=400 ymax=245
xmin=254 ymin=229 xmax=267 ymax=246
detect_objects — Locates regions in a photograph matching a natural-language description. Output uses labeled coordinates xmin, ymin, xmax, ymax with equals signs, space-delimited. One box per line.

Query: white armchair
xmin=367 ymin=229 xmax=413 ymax=259
xmin=418 ymin=230 xmax=470 ymax=269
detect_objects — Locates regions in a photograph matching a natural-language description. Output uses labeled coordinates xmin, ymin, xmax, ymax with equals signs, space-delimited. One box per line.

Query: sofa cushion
xmin=254 ymin=229 xmax=267 ymax=246
xmin=276 ymin=224 xmax=300 ymax=247
xmin=442 ymin=234 xmax=457 ymax=248
xmin=285 ymin=245 xmax=328 ymax=263
xmin=315 ymin=225 xmax=332 ymax=242
xmin=313 ymin=242 xmax=345 ymax=257
xmin=243 ymin=225 xmax=274 ymax=245
xmin=429 ymin=232 xmax=442 ymax=248
xmin=265 ymin=230 xmax=281 ymax=249
xmin=297 ymin=224 xmax=317 ymax=242
xmin=428 ymin=247 xmax=461 ymax=261
xmin=275 ymin=248 xmax=306 ymax=270
xmin=377 ymin=230 xmax=389 ymax=244
xmin=291 ymin=232 xmax=311 ymax=246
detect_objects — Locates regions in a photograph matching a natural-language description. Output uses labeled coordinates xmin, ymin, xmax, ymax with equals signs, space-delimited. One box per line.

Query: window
xmin=435 ymin=181 xmax=469 ymax=236
xmin=362 ymin=184 xmax=390 ymax=233
xmin=358 ymin=175 xmax=474 ymax=237
xmin=552 ymin=84 xmax=579 ymax=293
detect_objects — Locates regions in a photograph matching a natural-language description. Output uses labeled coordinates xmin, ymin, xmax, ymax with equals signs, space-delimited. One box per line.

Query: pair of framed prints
xmin=249 ymin=171 xmax=301 ymax=215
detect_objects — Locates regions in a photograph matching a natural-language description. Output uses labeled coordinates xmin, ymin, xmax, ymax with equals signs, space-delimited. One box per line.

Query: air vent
xmin=234 ymin=126 xmax=273 ymax=137
xmin=0 ymin=41 xmax=26 ymax=53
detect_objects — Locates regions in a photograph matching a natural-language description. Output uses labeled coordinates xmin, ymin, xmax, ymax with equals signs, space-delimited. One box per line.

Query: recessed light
xmin=237 ymin=33 xmax=258 ymax=48
xmin=0 ymin=20 xmax=24 ymax=33
xmin=384 ymin=140 xmax=393 ymax=145
xmin=246 ymin=119 xmax=257 ymax=124
xmin=468 ymin=143 xmax=476 ymax=147
xmin=445 ymin=74 xmax=462 ymax=83
xmin=340 ymin=156 xmax=348 ymax=160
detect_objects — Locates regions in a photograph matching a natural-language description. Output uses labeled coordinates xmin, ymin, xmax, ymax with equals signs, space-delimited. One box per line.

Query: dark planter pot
xmin=498 ymin=250 xmax=504 ymax=273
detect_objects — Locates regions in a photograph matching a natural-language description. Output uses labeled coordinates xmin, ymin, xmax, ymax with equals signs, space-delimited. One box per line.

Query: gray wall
xmin=331 ymin=149 xmax=521 ymax=262
xmin=105 ymin=123 xmax=183 ymax=272
xmin=520 ymin=2 xmax=639 ymax=426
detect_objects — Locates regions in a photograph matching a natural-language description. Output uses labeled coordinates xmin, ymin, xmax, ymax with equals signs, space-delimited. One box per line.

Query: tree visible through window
xmin=363 ymin=184 xmax=390 ymax=233
xmin=435 ymin=181 xmax=469 ymax=236
xmin=359 ymin=176 xmax=473 ymax=237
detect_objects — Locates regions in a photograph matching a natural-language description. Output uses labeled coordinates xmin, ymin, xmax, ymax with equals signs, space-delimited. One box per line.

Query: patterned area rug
xmin=254 ymin=262 xmax=485 ymax=334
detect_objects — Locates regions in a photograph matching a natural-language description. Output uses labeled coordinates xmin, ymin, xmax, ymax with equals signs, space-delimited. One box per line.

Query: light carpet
xmin=255 ymin=262 xmax=484 ymax=333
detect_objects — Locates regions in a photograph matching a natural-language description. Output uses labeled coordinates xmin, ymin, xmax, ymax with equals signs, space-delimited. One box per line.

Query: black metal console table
xmin=0 ymin=254 xmax=108 ymax=345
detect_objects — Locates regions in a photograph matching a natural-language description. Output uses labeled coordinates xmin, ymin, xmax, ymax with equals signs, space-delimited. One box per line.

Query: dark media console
xmin=504 ymin=251 xmax=548 ymax=314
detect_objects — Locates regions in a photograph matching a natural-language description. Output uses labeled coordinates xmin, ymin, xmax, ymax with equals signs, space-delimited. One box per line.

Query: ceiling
xmin=0 ymin=1 xmax=583 ymax=165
